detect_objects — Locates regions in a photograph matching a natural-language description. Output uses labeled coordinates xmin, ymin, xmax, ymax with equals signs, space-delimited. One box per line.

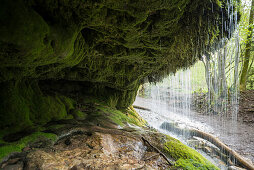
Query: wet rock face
xmin=0 ymin=0 xmax=233 ymax=86
xmin=25 ymin=131 xmax=168 ymax=170
xmin=0 ymin=0 xmax=238 ymax=129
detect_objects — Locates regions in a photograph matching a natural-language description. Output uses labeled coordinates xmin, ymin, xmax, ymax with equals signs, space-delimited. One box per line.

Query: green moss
xmin=76 ymin=110 xmax=86 ymax=119
xmin=77 ymin=96 xmax=143 ymax=126
xmin=0 ymin=81 xmax=75 ymax=135
xmin=0 ymin=0 xmax=81 ymax=82
xmin=79 ymin=95 xmax=146 ymax=127
xmin=65 ymin=114 xmax=74 ymax=120
xmin=73 ymin=110 xmax=87 ymax=120
xmin=126 ymin=106 xmax=147 ymax=126
xmin=95 ymin=104 xmax=147 ymax=127
xmin=0 ymin=139 xmax=6 ymax=145
xmin=46 ymin=124 xmax=66 ymax=131
xmin=59 ymin=96 xmax=76 ymax=113
xmin=0 ymin=132 xmax=57 ymax=162
xmin=174 ymin=158 xmax=215 ymax=170
xmin=164 ymin=136 xmax=219 ymax=170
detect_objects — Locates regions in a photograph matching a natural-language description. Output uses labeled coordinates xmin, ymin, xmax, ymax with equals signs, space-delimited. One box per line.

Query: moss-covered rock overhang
xmin=0 ymin=0 xmax=239 ymax=124
xmin=0 ymin=0 xmax=239 ymax=84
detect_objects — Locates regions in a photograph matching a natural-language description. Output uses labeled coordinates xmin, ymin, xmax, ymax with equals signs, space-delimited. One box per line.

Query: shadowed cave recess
xmin=0 ymin=0 xmax=241 ymax=164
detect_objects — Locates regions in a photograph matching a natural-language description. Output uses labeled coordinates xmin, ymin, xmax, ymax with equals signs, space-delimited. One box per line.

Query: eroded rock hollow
xmin=0 ymin=0 xmax=237 ymax=133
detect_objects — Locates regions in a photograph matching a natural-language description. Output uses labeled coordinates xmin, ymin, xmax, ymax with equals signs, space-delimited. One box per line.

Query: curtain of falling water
xmin=136 ymin=0 xmax=242 ymax=167
xmin=147 ymin=0 xmax=241 ymax=141
xmin=150 ymin=69 xmax=192 ymax=119
xmin=203 ymin=0 xmax=240 ymax=140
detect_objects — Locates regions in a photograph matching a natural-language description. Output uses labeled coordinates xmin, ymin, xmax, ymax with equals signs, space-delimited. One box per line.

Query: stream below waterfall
xmin=134 ymin=96 xmax=254 ymax=169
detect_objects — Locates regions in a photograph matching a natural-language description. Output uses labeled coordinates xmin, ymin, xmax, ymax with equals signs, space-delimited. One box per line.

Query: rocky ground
xmin=1 ymin=126 xmax=169 ymax=170
xmin=191 ymin=91 xmax=254 ymax=164
xmin=0 ymin=112 xmax=168 ymax=169
xmin=238 ymin=90 xmax=254 ymax=124
xmin=191 ymin=90 xmax=254 ymax=124
xmin=0 ymin=98 xmax=218 ymax=170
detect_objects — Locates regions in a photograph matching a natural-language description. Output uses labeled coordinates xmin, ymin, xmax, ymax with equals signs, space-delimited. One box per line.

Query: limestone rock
xmin=25 ymin=130 xmax=168 ymax=169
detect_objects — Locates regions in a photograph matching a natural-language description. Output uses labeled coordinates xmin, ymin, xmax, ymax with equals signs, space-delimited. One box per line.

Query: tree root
xmin=141 ymin=136 xmax=174 ymax=166
xmin=133 ymin=104 xmax=254 ymax=169
xmin=190 ymin=128 xmax=254 ymax=170
xmin=160 ymin=122 xmax=254 ymax=170
xmin=133 ymin=105 xmax=151 ymax=111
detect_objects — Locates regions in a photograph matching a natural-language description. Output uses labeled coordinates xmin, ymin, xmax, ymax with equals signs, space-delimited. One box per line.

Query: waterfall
xmin=138 ymin=69 xmax=196 ymax=137
xmin=201 ymin=0 xmax=241 ymax=137
xmin=133 ymin=0 xmax=250 ymax=168
xmin=148 ymin=68 xmax=192 ymax=119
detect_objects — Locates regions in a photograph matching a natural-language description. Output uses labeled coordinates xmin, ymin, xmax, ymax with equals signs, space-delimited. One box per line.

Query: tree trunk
xmin=240 ymin=0 xmax=254 ymax=91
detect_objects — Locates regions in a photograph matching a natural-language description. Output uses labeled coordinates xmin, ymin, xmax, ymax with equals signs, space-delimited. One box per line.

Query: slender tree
xmin=240 ymin=0 xmax=254 ymax=91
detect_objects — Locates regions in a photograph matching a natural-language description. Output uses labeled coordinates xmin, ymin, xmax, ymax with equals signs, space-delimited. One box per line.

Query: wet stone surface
xmin=0 ymin=125 xmax=170 ymax=170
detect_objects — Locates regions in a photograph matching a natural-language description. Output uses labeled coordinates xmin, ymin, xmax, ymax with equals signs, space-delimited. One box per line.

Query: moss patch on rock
xmin=0 ymin=80 xmax=75 ymax=135
xmin=0 ymin=132 xmax=57 ymax=162
xmin=164 ymin=136 xmax=219 ymax=170
xmin=71 ymin=109 xmax=87 ymax=120
xmin=87 ymin=103 xmax=147 ymax=127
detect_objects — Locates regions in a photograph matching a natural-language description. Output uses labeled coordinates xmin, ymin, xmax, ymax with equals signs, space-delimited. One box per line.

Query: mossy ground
xmin=74 ymin=94 xmax=147 ymax=127
xmin=0 ymin=132 xmax=57 ymax=162
xmin=164 ymin=136 xmax=219 ymax=170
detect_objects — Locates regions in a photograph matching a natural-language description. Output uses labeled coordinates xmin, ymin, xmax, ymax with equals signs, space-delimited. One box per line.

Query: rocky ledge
xmin=0 ymin=100 xmax=218 ymax=170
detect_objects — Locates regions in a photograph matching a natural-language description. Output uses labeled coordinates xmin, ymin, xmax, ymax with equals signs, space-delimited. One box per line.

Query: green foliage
xmin=239 ymin=0 xmax=254 ymax=90
xmin=164 ymin=136 xmax=218 ymax=170
xmin=139 ymin=61 xmax=208 ymax=97
xmin=247 ymin=65 xmax=254 ymax=89
xmin=189 ymin=62 xmax=208 ymax=93
xmin=0 ymin=132 xmax=57 ymax=162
